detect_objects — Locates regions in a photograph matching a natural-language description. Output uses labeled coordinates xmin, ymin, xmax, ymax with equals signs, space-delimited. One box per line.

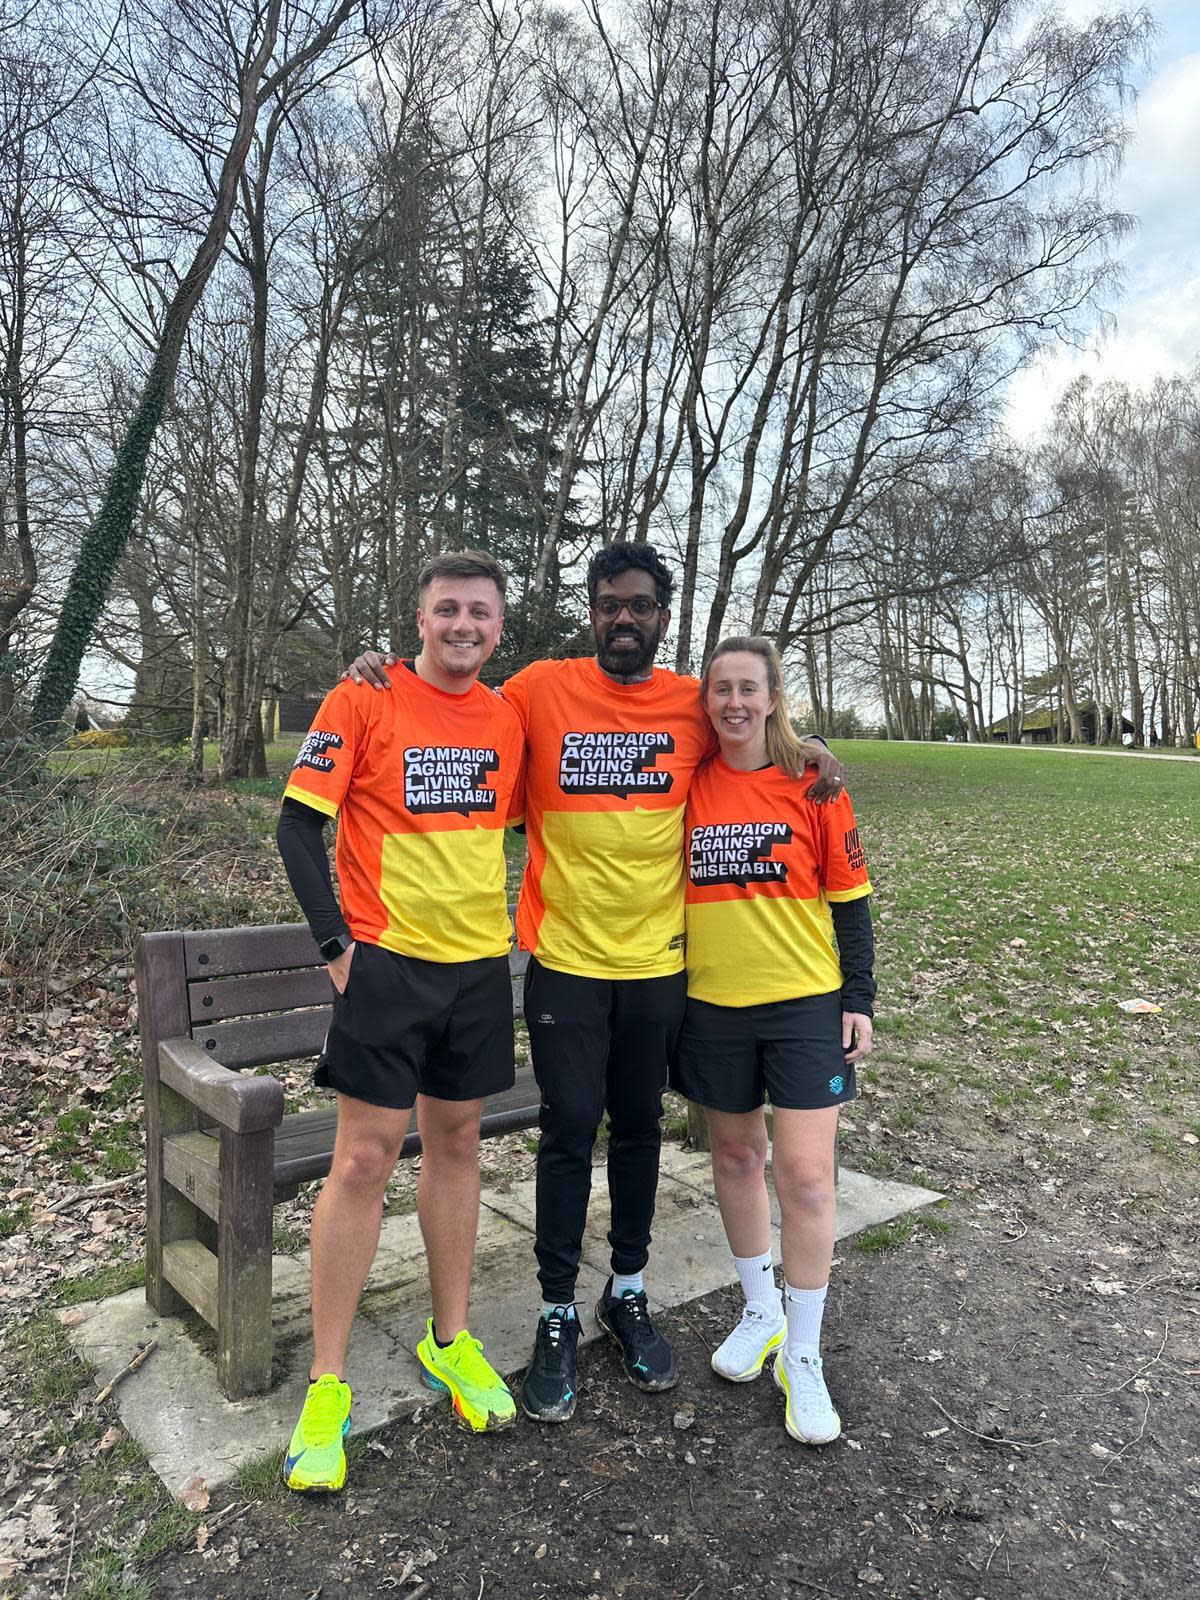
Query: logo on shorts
xmin=843 ymin=827 xmax=866 ymax=872
xmin=828 ymin=1074 xmax=845 ymax=1096
xmin=558 ymin=731 xmax=675 ymax=797
xmin=688 ymin=822 xmax=792 ymax=887
xmin=537 ymin=1012 xmax=555 ymax=1025
xmin=294 ymin=729 xmax=343 ymax=773
xmin=403 ymin=745 xmax=499 ymax=817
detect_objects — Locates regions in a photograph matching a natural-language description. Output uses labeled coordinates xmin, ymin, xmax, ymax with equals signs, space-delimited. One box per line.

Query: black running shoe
xmin=594 ymin=1279 xmax=678 ymax=1392
xmin=521 ymin=1308 xmax=581 ymax=1422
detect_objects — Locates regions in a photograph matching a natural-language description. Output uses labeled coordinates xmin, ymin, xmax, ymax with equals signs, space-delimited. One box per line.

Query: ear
xmin=659 ymin=606 xmax=671 ymax=639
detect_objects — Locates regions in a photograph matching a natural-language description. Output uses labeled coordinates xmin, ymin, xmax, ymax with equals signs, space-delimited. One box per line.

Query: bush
xmin=0 ymin=753 xmax=293 ymax=1007
xmin=66 ymin=728 xmax=130 ymax=749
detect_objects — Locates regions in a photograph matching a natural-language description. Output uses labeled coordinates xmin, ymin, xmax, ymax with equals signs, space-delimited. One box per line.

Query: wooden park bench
xmin=136 ymin=924 xmax=539 ymax=1399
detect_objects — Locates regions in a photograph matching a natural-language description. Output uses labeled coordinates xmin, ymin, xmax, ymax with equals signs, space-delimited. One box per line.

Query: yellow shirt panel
xmin=378 ymin=828 xmax=512 ymax=962
xmin=686 ymin=895 xmax=846 ymax=1007
xmin=533 ymin=805 xmax=687 ymax=978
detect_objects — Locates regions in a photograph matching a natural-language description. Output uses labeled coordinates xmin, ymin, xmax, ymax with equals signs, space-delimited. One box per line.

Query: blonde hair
xmin=702 ymin=635 xmax=809 ymax=777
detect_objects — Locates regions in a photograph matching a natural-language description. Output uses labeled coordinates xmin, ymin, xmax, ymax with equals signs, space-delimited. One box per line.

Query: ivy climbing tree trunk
xmin=27 ymin=1 xmax=294 ymax=734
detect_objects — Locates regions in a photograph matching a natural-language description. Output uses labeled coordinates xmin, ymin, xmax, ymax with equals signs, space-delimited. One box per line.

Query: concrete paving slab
xmin=64 ymin=1158 xmax=942 ymax=1499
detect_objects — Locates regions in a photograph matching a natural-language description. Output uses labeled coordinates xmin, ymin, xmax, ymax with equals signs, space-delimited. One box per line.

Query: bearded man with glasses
xmin=347 ymin=544 xmax=843 ymax=1422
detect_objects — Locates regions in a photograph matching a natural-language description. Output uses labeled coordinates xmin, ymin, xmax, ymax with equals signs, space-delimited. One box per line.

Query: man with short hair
xmin=348 ymin=543 xmax=842 ymax=1423
xmin=277 ymin=550 xmax=524 ymax=1493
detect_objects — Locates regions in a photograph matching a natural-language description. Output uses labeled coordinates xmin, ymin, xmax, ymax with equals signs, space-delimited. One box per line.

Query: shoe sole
xmin=711 ymin=1328 xmax=784 ymax=1383
xmin=520 ymin=1388 xmax=577 ymax=1424
xmin=416 ymin=1348 xmax=517 ymax=1434
xmin=773 ymin=1360 xmax=841 ymax=1445
xmin=594 ymin=1301 xmax=678 ymax=1392
xmin=284 ymin=1460 xmax=346 ymax=1493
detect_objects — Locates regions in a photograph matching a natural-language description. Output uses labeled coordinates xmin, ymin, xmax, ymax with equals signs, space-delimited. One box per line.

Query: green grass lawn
xmin=835 ymin=739 xmax=1200 ymax=1152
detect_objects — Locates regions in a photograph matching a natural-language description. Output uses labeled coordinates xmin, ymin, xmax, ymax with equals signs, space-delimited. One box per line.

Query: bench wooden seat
xmin=137 ymin=923 xmax=539 ymax=1398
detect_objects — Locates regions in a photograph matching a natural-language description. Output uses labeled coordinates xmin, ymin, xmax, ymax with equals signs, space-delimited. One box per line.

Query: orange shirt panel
xmin=502 ymin=657 xmax=714 ymax=977
xmin=283 ymin=669 xmax=524 ymax=961
xmin=684 ymin=758 xmax=872 ymax=1005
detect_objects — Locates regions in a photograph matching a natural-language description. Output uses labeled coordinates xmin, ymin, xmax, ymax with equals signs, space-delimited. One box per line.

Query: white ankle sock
xmin=541 ymin=1301 xmax=577 ymax=1321
xmin=784 ymin=1281 xmax=828 ymax=1356
xmin=611 ymin=1270 xmax=644 ymax=1297
xmin=733 ymin=1251 xmax=782 ymax=1319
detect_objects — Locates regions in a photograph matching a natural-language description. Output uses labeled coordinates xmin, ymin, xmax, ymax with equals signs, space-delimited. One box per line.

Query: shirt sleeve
xmin=506 ymin=753 xmax=526 ymax=829
xmin=498 ymin=664 xmax=532 ymax=731
xmin=816 ymin=788 xmax=872 ymax=902
xmin=282 ymin=681 xmax=367 ymax=818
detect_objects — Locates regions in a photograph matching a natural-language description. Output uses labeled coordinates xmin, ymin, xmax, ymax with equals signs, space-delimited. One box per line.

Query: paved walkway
xmin=914 ymin=740 xmax=1199 ymax=763
xmin=63 ymin=1145 xmax=941 ymax=1498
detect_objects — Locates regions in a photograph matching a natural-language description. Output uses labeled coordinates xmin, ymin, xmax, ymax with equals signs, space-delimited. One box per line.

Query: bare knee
xmin=711 ymin=1131 xmax=768 ymax=1187
xmin=773 ymin=1159 xmax=834 ymax=1220
xmin=331 ymin=1138 xmax=397 ymax=1201
xmin=420 ymin=1108 xmax=481 ymax=1168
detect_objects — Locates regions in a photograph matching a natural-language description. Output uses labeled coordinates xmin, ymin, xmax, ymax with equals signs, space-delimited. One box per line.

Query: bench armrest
xmin=158 ymin=1037 xmax=285 ymax=1134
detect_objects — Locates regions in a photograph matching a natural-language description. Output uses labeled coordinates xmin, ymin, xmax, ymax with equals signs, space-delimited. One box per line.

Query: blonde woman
xmin=673 ymin=637 xmax=874 ymax=1444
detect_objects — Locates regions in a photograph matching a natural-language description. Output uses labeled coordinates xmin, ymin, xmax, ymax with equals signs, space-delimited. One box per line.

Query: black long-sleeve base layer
xmin=276 ymin=796 xmax=349 ymax=949
xmin=830 ymin=896 xmax=876 ymax=1017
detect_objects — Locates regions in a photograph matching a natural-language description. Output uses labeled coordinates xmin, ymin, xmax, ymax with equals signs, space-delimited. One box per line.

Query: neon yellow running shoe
xmin=416 ymin=1321 xmax=516 ymax=1433
xmin=284 ymin=1373 xmax=352 ymax=1492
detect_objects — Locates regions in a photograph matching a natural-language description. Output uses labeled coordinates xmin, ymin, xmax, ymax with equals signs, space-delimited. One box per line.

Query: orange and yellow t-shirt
xmin=283 ymin=669 xmax=524 ymax=963
xmin=502 ymin=658 xmax=713 ymax=979
xmin=684 ymin=757 xmax=872 ymax=1006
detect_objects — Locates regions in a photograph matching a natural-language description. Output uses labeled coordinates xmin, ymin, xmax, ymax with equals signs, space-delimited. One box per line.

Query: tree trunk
xmin=30 ymin=1 xmax=287 ymax=734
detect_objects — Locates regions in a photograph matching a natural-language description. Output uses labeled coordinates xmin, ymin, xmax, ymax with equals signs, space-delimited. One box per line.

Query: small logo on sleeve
xmin=558 ymin=731 xmax=675 ymax=797
xmin=688 ymin=822 xmax=792 ymax=886
xmin=294 ymin=730 xmax=343 ymax=773
xmin=404 ymin=746 xmax=499 ymax=817
xmin=843 ymin=827 xmax=865 ymax=872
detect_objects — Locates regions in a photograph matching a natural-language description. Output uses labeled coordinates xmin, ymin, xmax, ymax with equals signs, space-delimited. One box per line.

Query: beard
xmin=595 ymin=619 xmax=663 ymax=679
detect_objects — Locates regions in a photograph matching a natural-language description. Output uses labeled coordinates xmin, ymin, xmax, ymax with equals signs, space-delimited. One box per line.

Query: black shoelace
xmin=614 ymin=1290 xmax=657 ymax=1348
xmin=538 ymin=1312 xmax=571 ymax=1372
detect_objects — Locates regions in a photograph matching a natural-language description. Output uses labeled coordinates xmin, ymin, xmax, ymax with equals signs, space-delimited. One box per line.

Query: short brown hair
xmin=417 ymin=549 xmax=507 ymax=604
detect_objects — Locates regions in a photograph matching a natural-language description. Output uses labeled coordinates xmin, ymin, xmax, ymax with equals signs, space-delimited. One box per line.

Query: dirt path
xmin=142 ymin=1184 xmax=1195 ymax=1600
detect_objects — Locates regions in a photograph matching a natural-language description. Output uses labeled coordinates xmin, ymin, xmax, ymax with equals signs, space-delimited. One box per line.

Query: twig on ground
xmin=45 ymin=1176 xmax=139 ymax=1214
xmin=203 ymin=1501 xmax=247 ymax=1538
xmin=1000 ymin=1222 xmax=1028 ymax=1243
xmin=985 ymin=1531 xmax=1006 ymax=1572
xmin=789 ymin=1579 xmax=836 ymax=1597
xmin=92 ymin=1338 xmax=158 ymax=1405
xmin=683 ymin=1584 xmax=705 ymax=1600
xmin=62 ymin=1503 xmax=78 ymax=1597
xmin=476 ymin=1576 xmax=485 ymax=1600
xmin=1112 ymin=1322 xmax=1168 ymax=1394
xmin=1095 ymin=1392 xmax=1152 ymax=1484
xmin=928 ymin=1396 xmax=1060 ymax=1450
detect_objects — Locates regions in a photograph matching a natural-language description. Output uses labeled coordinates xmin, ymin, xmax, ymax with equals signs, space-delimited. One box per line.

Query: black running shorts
xmin=670 ymin=989 xmax=856 ymax=1114
xmin=316 ymin=942 xmax=515 ymax=1110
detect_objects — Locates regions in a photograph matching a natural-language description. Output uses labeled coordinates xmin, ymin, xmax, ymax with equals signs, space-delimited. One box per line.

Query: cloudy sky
xmin=1003 ymin=0 xmax=1200 ymax=436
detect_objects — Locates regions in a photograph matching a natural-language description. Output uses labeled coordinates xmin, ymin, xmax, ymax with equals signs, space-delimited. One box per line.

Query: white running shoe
xmin=773 ymin=1349 xmax=841 ymax=1443
xmin=710 ymin=1306 xmax=785 ymax=1382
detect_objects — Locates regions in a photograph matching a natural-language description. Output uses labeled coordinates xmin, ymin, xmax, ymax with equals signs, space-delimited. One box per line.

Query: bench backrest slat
xmin=191 ymin=1007 xmax=332 ymax=1069
xmin=188 ymin=968 xmax=332 ymax=1023
xmin=184 ymin=924 xmax=317 ymax=980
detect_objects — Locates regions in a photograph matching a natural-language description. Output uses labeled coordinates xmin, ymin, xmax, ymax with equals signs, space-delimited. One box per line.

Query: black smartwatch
xmin=319 ymin=933 xmax=352 ymax=963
